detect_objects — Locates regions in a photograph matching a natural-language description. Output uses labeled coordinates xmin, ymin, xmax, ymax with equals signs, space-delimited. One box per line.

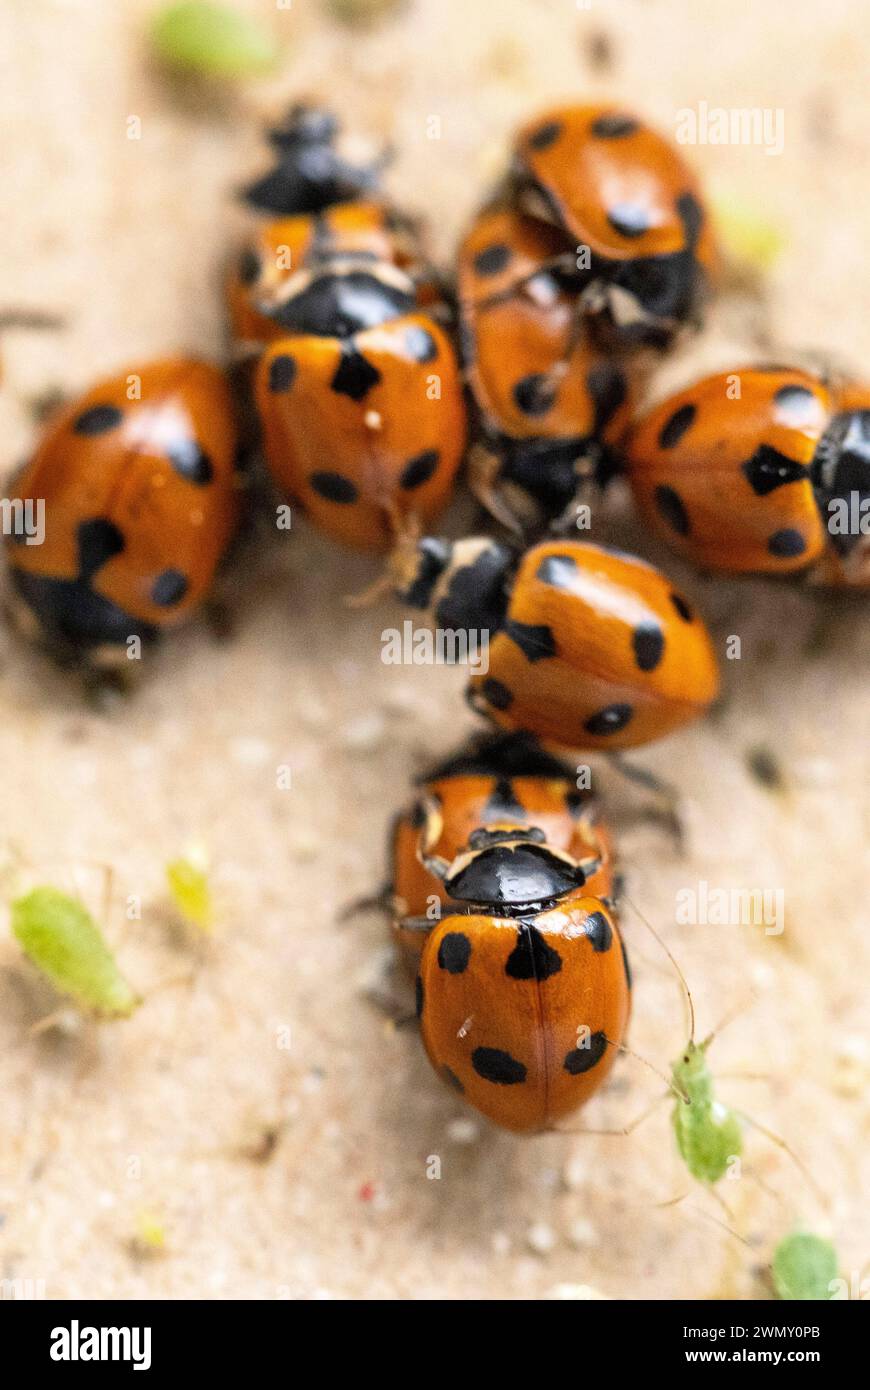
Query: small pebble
xmin=340 ymin=711 xmax=386 ymax=753
xmin=562 ymin=1154 xmax=588 ymax=1191
xmin=229 ymin=735 xmax=270 ymax=768
xmin=567 ymin=1217 xmax=598 ymax=1250
xmin=526 ymin=1222 xmax=557 ymax=1256
xmin=446 ymin=1117 xmax=480 ymax=1144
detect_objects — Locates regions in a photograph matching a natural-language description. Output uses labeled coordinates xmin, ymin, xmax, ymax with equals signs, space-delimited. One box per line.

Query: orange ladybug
xmin=254 ymin=287 xmax=465 ymax=551
xmin=411 ymin=810 xmax=630 ymax=1133
xmin=458 ymin=205 xmax=637 ymax=531
xmin=5 ymin=358 xmax=240 ymax=662
xmin=390 ymin=731 xmax=616 ymax=973
xmin=508 ymin=104 xmax=717 ymax=350
xmin=623 ymin=365 xmax=870 ymax=582
xmin=227 ymin=200 xmax=442 ymax=356
xmin=391 ymin=535 xmax=720 ymax=749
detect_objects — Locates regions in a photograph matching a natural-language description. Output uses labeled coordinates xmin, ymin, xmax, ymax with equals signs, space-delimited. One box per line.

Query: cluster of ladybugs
xmin=5 ymin=103 xmax=868 ymax=1133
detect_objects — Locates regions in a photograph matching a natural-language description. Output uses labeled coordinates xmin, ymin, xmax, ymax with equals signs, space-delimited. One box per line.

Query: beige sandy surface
xmin=0 ymin=0 xmax=868 ymax=1300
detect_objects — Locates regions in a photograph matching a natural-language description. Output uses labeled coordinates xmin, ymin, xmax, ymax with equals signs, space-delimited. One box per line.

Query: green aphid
xmin=772 ymin=1232 xmax=839 ymax=1301
xmin=11 ymin=886 xmax=140 ymax=1019
xmin=150 ymin=2 xmax=279 ymax=79
xmin=671 ymin=1038 xmax=743 ymax=1185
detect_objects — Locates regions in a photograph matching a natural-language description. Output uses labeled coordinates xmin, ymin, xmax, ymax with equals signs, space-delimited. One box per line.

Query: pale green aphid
xmin=772 ymin=1232 xmax=838 ymax=1301
xmin=671 ymin=1038 xmax=743 ymax=1184
xmin=150 ymin=2 xmax=279 ymax=78
xmin=11 ymin=886 xmax=140 ymax=1019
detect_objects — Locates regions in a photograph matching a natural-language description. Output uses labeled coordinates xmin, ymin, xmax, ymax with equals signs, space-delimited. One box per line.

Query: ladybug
xmin=391 ymin=535 xmax=720 ymax=749
xmin=254 ymin=276 xmax=466 ymax=551
xmin=458 ymin=204 xmax=638 ymax=532
xmin=508 ymin=104 xmax=717 ymax=350
xmin=410 ymin=810 xmax=630 ymax=1133
xmin=242 ymin=104 xmax=388 ymax=217
xmin=228 ymin=200 xmax=443 ymax=357
xmin=389 ymin=731 xmax=616 ymax=973
xmin=623 ymin=365 xmax=870 ymax=582
xmin=4 ymin=358 xmax=240 ymax=663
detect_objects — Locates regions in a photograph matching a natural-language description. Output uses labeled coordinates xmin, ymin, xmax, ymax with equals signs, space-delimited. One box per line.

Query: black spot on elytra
xmin=535 ymin=552 xmax=578 ymax=588
xmin=528 ymin=120 xmax=563 ymax=151
xmin=442 ymin=1065 xmax=464 ymax=1093
xmin=502 ymin=619 xmax=557 ymax=663
xmin=437 ymin=932 xmax=472 ymax=974
xmin=658 ymin=403 xmax=696 ymax=449
xmin=73 ymin=404 xmax=123 ymax=436
xmin=607 ymin=203 xmax=651 ymax=239
xmin=632 ymin=621 xmax=665 ymax=672
xmin=167 ymin=438 xmax=213 ymax=485
xmin=584 ymin=704 xmax=634 ymax=737
xmin=480 ymin=678 xmax=513 ymax=711
xmin=309 ymin=471 xmax=359 ymax=503
xmin=513 ymin=373 xmax=557 ymax=417
xmin=591 ymin=113 xmax=638 ymax=139
xmin=587 ymin=362 xmax=628 ymax=432
xmin=654 ymin=484 xmax=690 ymax=536
xmin=404 ymin=325 xmax=438 ymax=363
xmin=773 ymin=383 xmax=819 ymax=428
xmin=505 ymin=923 xmax=563 ymax=981
xmin=415 ymin=975 xmax=424 ymax=1017
xmin=77 ymin=518 xmax=125 ymax=580
xmin=268 ymin=354 xmax=297 ymax=392
xmin=471 ymin=1046 xmax=527 ymax=1085
xmin=151 ymin=569 xmax=188 ymax=606
xmin=670 ymin=592 xmax=693 ymax=622
xmin=330 ymin=344 xmax=382 ymax=400
xmin=767 ymin=527 xmax=807 ymax=558
xmin=583 ymin=910 xmax=613 ymax=953
xmin=564 ymin=1030 xmax=607 ymax=1074
xmin=741 ymin=444 xmax=807 ymax=496
xmin=400 ymin=449 xmax=439 ymax=490
xmin=473 ymin=243 xmax=511 ymax=276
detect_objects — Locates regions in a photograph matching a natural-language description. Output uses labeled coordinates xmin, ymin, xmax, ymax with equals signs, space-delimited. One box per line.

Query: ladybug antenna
xmin=622 ymin=891 xmax=695 ymax=1043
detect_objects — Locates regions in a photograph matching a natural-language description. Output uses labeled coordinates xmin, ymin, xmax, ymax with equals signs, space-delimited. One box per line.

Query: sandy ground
xmin=0 ymin=0 xmax=868 ymax=1300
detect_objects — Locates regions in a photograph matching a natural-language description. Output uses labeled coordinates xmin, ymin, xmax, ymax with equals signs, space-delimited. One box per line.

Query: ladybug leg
xmin=467 ymin=444 xmax=530 ymax=540
xmin=607 ymin=753 xmax=685 ymax=852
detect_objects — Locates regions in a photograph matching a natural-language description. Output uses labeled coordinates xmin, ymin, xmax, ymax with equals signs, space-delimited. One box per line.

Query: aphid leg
xmin=607 ymin=753 xmax=686 ymax=851
xmin=735 ymin=1109 xmax=828 ymax=1210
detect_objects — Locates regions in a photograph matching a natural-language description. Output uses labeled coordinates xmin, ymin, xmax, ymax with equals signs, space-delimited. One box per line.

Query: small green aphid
xmin=166 ymin=847 xmax=213 ymax=931
xmin=671 ymin=1037 xmax=743 ymax=1185
xmin=772 ymin=1232 xmax=839 ymax=1301
xmin=150 ymin=2 xmax=279 ymax=79
xmin=11 ymin=886 xmax=140 ymax=1019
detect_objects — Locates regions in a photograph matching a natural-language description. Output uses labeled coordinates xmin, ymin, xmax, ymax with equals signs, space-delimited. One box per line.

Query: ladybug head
xmin=443 ymin=830 xmax=588 ymax=910
xmin=584 ymin=251 xmax=703 ymax=351
xmin=811 ymin=408 xmax=870 ymax=558
xmin=244 ymin=104 xmax=388 ymax=217
xmin=267 ymin=104 xmax=339 ymax=151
